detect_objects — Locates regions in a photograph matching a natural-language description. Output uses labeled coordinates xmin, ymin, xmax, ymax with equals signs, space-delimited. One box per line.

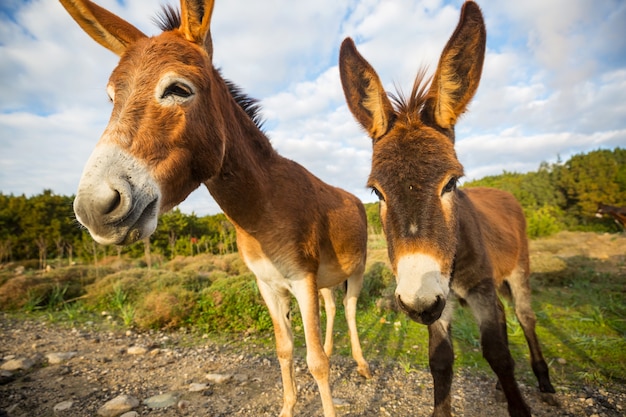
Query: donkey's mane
xmin=389 ymin=68 xmax=432 ymax=118
xmin=154 ymin=5 xmax=265 ymax=131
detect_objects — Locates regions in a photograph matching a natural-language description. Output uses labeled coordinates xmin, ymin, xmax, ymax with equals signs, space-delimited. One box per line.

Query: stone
xmin=1 ymin=357 xmax=35 ymax=371
xmin=143 ymin=392 xmax=178 ymax=409
xmin=189 ymin=382 xmax=208 ymax=392
xmin=127 ymin=346 xmax=148 ymax=355
xmin=120 ymin=412 xmax=139 ymax=417
xmin=205 ymin=373 xmax=232 ymax=384
xmin=97 ymin=394 xmax=139 ymax=417
xmin=53 ymin=400 xmax=73 ymax=412
xmin=46 ymin=352 xmax=77 ymax=365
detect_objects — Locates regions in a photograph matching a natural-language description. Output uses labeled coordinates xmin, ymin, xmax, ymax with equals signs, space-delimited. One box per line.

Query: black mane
xmin=154 ymin=4 xmax=180 ymax=31
xmin=153 ymin=5 xmax=265 ymax=131
xmin=224 ymin=78 xmax=266 ymax=132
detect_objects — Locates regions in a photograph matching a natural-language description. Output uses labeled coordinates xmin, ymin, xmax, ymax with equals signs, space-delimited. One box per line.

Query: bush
xmin=526 ymin=205 xmax=565 ymax=238
xmin=135 ymin=288 xmax=195 ymax=329
xmin=362 ymin=261 xmax=395 ymax=301
xmin=192 ymin=273 xmax=273 ymax=333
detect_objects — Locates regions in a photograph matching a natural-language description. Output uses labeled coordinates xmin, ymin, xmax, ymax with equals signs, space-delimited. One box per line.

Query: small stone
xmin=120 ymin=412 xmax=139 ymax=417
xmin=332 ymin=398 xmax=350 ymax=408
xmin=1 ymin=357 xmax=35 ymax=371
xmin=46 ymin=352 xmax=77 ymax=365
xmin=143 ymin=392 xmax=178 ymax=409
xmin=0 ymin=370 xmax=14 ymax=385
xmin=127 ymin=346 xmax=148 ymax=355
xmin=556 ymin=357 xmax=567 ymax=365
xmin=177 ymin=400 xmax=190 ymax=411
xmin=53 ymin=400 xmax=73 ymax=412
xmin=189 ymin=382 xmax=208 ymax=392
xmin=206 ymin=373 xmax=232 ymax=384
xmin=97 ymin=394 xmax=140 ymax=417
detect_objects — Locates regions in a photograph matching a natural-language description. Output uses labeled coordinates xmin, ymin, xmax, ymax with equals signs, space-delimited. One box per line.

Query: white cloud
xmin=1 ymin=0 xmax=624 ymax=216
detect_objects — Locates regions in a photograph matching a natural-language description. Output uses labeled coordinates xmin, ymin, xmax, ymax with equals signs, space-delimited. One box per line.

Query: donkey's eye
xmin=442 ymin=177 xmax=457 ymax=195
xmin=371 ymin=187 xmax=385 ymax=202
xmin=162 ymin=82 xmax=193 ymax=99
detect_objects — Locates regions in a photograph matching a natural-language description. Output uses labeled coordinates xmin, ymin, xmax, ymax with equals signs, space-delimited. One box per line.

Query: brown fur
xmin=61 ymin=1 xmax=370 ymax=416
xmin=340 ymin=2 xmax=555 ymax=417
xmin=596 ymin=203 xmax=626 ymax=230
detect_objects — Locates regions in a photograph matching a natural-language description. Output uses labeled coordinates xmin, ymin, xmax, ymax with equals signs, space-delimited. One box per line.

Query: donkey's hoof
xmin=540 ymin=392 xmax=561 ymax=407
xmin=358 ymin=363 xmax=372 ymax=379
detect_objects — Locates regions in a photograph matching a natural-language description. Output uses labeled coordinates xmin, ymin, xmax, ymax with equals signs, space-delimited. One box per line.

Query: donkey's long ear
xmin=59 ymin=0 xmax=146 ymax=56
xmin=423 ymin=0 xmax=485 ymax=131
xmin=180 ymin=0 xmax=215 ymax=57
xmin=339 ymin=38 xmax=395 ymax=142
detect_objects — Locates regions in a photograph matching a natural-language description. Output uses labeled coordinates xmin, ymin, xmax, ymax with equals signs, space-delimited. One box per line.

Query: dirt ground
xmin=1 ymin=314 xmax=624 ymax=417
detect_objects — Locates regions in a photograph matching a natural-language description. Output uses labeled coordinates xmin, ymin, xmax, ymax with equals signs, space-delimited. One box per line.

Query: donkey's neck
xmin=203 ymin=78 xmax=278 ymax=231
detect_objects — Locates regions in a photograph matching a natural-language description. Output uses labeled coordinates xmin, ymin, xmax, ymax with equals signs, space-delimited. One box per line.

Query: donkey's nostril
xmin=103 ymin=189 xmax=122 ymax=215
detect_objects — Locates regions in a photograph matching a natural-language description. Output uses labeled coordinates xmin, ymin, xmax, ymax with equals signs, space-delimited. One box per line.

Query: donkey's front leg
xmin=292 ymin=277 xmax=336 ymax=417
xmin=428 ymin=302 xmax=454 ymax=417
xmin=466 ymin=283 xmax=531 ymax=417
xmin=256 ymin=278 xmax=297 ymax=417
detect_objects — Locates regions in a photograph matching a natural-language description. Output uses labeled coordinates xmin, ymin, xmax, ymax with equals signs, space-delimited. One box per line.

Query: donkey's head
xmin=61 ymin=0 xmax=226 ymax=245
xmin=340 ymin=1 xmax=485 ymax=324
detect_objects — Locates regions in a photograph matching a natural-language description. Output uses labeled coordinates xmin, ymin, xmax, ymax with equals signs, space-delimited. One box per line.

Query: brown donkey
xmin=340 ymin=1 xmax=555 ymax=416
xmin=59 ymin=1 xmax=371 ymax=416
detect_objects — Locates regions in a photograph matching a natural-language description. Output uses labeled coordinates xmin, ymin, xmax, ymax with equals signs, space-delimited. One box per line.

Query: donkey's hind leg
xmin=319 ymin=287 xmax=336 ymax=357
xmin=506 ymin=267 xmax=556 ymax=395
xmin=344 ymin=273 xmax=372 ymax=378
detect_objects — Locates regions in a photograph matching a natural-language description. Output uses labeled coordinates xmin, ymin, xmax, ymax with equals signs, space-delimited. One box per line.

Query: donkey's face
xmin=62 ymin=0 xmax=223 ymax=245
xmin=340 ymin=1 xmax=485 ymax=324
xmin=368 ymin=119 xmax=463 ymax=324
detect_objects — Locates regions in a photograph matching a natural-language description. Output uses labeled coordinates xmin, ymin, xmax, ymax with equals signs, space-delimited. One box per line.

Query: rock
xmin=127 ymin=346 xmax=148 ymax=355
xmin=189 ymin=382 xmax=208 ymax=392
xmin=120 ymin=412 xmax=139 ymax=417
xmin=1 ymin=357 xmax=35 ymax=371
xmin=177 ymin=400 xmax=190 ymax=411
xmin=46 ymin=352 xmax=77 ymax=365
xmin=333 ymin=398 xmax=350 ymax=408
xmin=0 ymin=370 xmax=15 ymax=385
xmin=205 ymin=373 xmax=232 ymax=384
xmin=97 ymin=394 xmax=140 ymax=417
xmin=53 ymin=400 xmax=73 ymax=412
xmin=143 ymin=392 xmax=178 ymax=409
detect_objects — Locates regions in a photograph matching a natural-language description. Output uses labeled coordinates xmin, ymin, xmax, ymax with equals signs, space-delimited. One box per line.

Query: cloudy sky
xmin=1 ymin=0 xmax=624 ymax=215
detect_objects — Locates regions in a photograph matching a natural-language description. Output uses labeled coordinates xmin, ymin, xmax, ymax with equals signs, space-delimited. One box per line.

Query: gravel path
xmin=1 ymin=315 xmax=624 ymax=417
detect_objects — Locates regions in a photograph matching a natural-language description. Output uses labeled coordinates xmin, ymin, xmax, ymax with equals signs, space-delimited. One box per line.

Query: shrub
xmin=362 ymin=261 xmax=395 ymax=301
xmin=134 ymin=288 xmax=195 ymax=329
xmin=192 ymin=273 xmax=273 ymax=333
xmin=526 ymin=205 xmax=565 ymax=238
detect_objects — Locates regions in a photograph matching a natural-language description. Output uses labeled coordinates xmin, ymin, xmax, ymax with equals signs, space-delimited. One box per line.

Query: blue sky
xmin=1 ymin=0 xmax=625 ymax=215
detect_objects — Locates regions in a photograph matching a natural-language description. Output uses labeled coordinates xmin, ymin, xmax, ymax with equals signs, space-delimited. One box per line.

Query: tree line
xmin=0 ymin=191 xmax=236 ymax=265
xmin=463 ymin=147 xmax=626 ymax=237
xmin=1 ymin=147 xmax=623 ymax=265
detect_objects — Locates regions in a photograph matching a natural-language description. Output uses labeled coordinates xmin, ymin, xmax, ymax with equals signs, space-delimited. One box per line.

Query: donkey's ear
xmin=180 ymin=0 xmax=215 ymax=57
xmin=59 ymin=0 xmax=146 ymax=56
xmin=339 ymin=38 xmax=395 ymax=142
xmin=423 ymin=0 xmax=486 ymax=130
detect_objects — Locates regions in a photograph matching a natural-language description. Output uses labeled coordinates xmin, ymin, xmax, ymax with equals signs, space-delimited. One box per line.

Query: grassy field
xmin=1 ymin=231 xmax=624 ymax=392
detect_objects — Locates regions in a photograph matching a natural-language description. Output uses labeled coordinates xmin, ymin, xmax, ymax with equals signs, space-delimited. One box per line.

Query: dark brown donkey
xmin=339 ymin=1 xmax=555 ymax=416
xmin=59 ymin=1 xmax=371 ymax=416
xmin=596 ymin=203 xmax=626 ymax=230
